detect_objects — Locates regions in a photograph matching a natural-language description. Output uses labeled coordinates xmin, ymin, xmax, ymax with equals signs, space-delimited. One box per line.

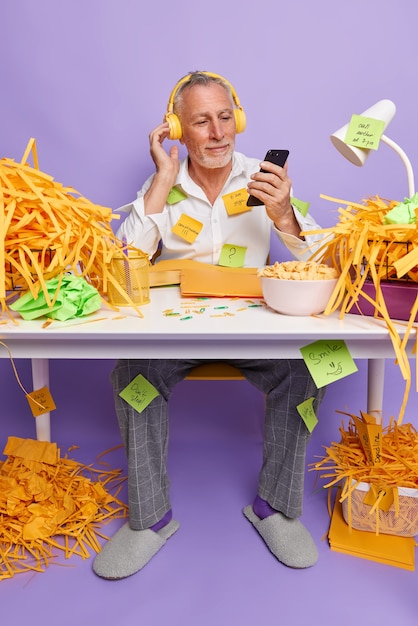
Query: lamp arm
xmin=380 ymin=134 xmax=415 ymax=198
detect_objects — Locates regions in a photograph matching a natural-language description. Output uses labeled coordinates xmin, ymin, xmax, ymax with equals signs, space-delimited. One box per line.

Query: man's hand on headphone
xmin=149 ymin=122 xmax=180 ymax=183
xmin=143 ymin=123 xmax=180 ymax=216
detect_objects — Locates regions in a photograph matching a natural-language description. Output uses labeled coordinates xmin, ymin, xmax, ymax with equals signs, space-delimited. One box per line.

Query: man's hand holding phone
xmin=247 ymin=149 xmax=289 ymax=207
xmin=247 ymin=149 xmax=302 ymax=238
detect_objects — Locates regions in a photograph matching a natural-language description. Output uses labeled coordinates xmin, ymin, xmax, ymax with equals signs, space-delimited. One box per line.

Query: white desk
xmin=0 ymin=286 xmax=401 ymax=441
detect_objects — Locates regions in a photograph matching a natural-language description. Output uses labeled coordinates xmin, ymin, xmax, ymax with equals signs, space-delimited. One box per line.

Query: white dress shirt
xmin=116 ymin=152 xmax=323 ymax=267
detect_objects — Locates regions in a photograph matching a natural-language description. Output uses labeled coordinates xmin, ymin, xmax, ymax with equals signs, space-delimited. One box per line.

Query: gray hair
xmin=173 ymin=71 xmax=234 ymax=115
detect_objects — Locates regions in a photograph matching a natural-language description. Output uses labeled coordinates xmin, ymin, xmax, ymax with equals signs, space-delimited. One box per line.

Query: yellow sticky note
xmin=296 ymin=397 xmax=318 ymax=432
xmin=344 ymin=114 xmax=385 ymax=151
xmin=26 ymin=386 xmax=56 ymax=417
xmin=172 ymin=213 xmax=203 ymax=243
xmin=363 ymin=484 xmax=394 ymax=513
xmin=222 ymin=188 xmax=252 ymax=215
xmin=353 ymin=411 xmax=382 ymax=465
xmin=218 ymin=244 xmax=247 ymax=268
xmin=119 ymin=374 xmax=160 ymax=413
xmin=300 ymin=339 xmax=358 ymax=388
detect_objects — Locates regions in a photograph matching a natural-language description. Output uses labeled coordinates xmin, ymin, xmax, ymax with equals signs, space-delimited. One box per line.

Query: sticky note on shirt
xmin=172 ymin=214 xmax=203 ymax=243
xmin=167 ymin=185 xmax=188 ymax=205
xmin=222 ymin=188 xmax=252 ymax=215
xmin=218 ymin=244 xmax=247 ymax=268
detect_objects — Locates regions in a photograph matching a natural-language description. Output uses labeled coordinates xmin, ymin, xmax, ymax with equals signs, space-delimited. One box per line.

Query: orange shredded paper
xmin=304 ymin=194 xmax=418 ymax=423
xmin=311 ymin=414 xmax=418 ymax=535
xmin=0 ymin=138 xmax=148 ymax=318
xmin=0 ymin=436 xmax=127 ymax=579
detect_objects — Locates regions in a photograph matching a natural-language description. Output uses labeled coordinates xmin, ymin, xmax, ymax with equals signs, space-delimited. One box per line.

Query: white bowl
xmin=261 ymin=276 xmax=338 ymax=316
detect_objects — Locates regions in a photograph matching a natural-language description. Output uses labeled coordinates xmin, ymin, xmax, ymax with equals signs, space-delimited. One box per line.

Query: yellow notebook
xmin=328 ymin=491 xmax=416 ymax=571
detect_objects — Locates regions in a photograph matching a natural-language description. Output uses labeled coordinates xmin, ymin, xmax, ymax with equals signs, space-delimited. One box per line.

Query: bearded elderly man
xmin=93 ymin=71 xmax=326 ymax=580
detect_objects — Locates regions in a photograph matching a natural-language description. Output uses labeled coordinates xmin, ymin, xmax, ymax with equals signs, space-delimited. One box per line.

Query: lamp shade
xmin=330 ymin=99 xmax=396 ymax=166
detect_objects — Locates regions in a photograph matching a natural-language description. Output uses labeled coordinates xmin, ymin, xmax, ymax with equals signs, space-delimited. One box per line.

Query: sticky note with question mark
xmin=218 ymin=244 xmax=247 ymax=268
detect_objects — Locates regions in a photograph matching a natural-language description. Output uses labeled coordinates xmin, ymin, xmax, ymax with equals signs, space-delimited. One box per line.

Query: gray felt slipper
xmin=243 ymin=505 xmax=318 ymax=568
xmin=93 ymin=519 xmax=180 ymax=579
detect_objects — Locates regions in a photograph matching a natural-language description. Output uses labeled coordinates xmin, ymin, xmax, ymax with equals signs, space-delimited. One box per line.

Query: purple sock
xmin=150 ymin=509 xmax=173 ymax=532
xmin=252 ymin=495 xmax=278 ymax=519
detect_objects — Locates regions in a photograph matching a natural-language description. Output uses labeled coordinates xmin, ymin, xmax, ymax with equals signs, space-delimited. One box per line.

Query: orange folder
xmin=149 ymin=259 xmax=263 ymax=298
xmin=328 ymin=490 xmax=416 ymax=571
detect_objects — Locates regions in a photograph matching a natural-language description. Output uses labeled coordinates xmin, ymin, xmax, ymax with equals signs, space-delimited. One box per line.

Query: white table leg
xmin=31 ymin=358 xmax=51 ymax=442
xmin=367 ymin=358 xmax=385 ymax=424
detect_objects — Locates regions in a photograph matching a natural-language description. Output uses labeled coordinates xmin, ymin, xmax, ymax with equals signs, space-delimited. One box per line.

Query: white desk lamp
xmin=330 ymin=99 xmax=416 ymax=423
xmin=330 ymin=99 xmax=415 ymax=197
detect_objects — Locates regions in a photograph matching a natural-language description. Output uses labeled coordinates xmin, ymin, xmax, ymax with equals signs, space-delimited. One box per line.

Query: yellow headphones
xmin=165 ymin=71 xmax=246 ymax=141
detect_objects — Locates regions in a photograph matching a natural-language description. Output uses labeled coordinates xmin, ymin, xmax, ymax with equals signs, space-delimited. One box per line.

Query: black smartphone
xmin=247 ymin=149 xmax=290 ymax=206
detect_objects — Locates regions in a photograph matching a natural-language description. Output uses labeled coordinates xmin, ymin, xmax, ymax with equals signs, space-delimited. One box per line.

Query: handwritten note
xmin=222 ymin=188 xmax=252 ymax=215
xmin=344 ymin=114 xmax=385 ymax=151
xmin=300 ymin=339 xmax=358 ymax=388
xmin=296 ymin=397 xmax=318 ymax=432
xmin=167 ymin=185 xmax=188 ymax=205
xmin=172 ymin=213 xmax=203 ymax=243
xmin=26 ymin=386 xmax=56 ymax=417
xmin=218 ymin=243 xmax=247 ymax=268
xmin=354 ymin=411 xmax=382 ymax=466
xmin=119 ymin=374 xmax=160 ymax=413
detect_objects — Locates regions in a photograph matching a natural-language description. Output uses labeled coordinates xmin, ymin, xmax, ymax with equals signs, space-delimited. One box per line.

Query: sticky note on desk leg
xmin=26 ymin=386 xmax=56 ymax=417
xmin=119 ymin=374 xmax=160 ymax=413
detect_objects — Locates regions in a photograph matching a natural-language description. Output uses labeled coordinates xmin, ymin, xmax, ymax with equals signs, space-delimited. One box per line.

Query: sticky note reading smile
xmin=172 ymin=214 xmax=203 ymax=243
xmin=300 ymin=339 xmax=358 ymax=388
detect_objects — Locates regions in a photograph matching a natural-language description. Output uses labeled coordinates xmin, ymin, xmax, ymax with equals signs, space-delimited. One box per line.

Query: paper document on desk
xmin=149 ymin=259 xmax=263 ymax=297
xmin=180 ymin=266 xmax=262 ymax=298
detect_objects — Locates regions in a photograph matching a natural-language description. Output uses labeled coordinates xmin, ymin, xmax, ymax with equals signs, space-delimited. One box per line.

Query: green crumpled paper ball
xmin=10 ymin=274 xmax=102 ymax=321
xmin=384 ymin=192 xmax=418 ymax=225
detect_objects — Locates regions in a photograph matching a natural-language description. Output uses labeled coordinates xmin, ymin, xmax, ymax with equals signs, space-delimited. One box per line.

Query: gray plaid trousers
xmin=111 ymin=358 xmax=326 ymax=529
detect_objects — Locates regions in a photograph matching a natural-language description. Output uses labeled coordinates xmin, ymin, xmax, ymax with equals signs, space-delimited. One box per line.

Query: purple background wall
xmin=1 ymin=2 xmax=418 ymax=624
xmin=1 ymin=0 xmax=418 ymax=450
xmin=1 ymin=0 xmax=417 ymax=447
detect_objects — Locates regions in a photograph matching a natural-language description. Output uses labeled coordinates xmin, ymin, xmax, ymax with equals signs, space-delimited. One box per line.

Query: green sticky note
xmin=167 ymin=185 xmax=188 ymax=205
xmin=344 ymin=114 xmax=385 ymax=151
xmin=218 ymin=244 xmax=247 ymax=268
xmin=290 ymin=196 xmax=310 ymax=217
xmin=119 ymin=374 xmax=160 ymax=413
xmin=296 ymin=397 xmax=318 ymax=433
xmin=300 ymin=339 xmax=358 ymax=388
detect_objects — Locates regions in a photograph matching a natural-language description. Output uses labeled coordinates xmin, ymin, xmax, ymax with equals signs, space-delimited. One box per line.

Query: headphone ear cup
xmin=234 ymin=108 xmax=246 ymax=134
xmin=165 ymin=113 xmax=182 ymax=140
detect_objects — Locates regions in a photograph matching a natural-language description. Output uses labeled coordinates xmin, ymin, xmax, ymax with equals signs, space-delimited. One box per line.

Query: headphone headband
xmin=166 ymin=71 xmax=242 ymax=115
xmin=165 ymin=71 xmax=246 ymax=140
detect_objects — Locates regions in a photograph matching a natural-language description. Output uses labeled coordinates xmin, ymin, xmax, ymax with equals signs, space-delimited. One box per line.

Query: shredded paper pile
xmin=0 ymin=436 xmax=127 ymax=580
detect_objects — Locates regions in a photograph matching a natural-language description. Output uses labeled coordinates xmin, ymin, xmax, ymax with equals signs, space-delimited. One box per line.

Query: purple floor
xmin=1 ymin=357 xmax=417 ymax=625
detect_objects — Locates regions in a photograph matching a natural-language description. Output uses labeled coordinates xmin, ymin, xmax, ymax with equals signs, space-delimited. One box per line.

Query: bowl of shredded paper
xmin=258 ymin=261 xmax=339 ymax=316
